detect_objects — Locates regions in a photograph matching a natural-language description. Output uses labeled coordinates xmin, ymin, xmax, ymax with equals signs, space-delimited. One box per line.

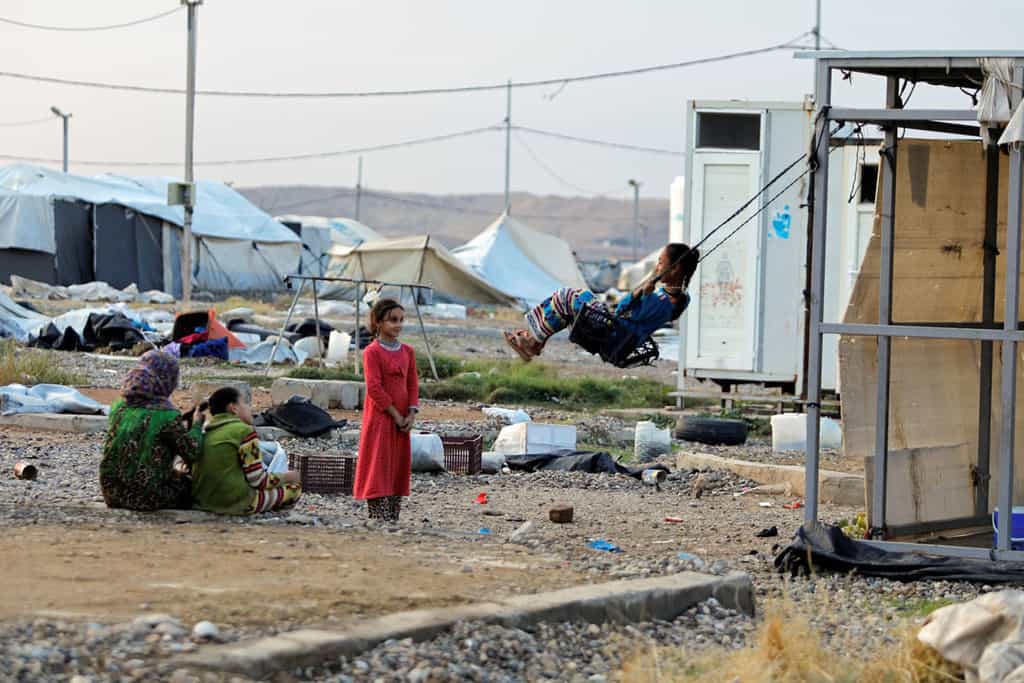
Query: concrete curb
xmin=677 ymin=451 xmax=864 ymax=507
xmin=0 ymin=413 xmax=107 ymax=434
xmin=176 ymin=571 xmax=753 ymax=678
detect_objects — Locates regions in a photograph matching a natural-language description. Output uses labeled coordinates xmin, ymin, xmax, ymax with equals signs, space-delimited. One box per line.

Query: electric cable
xmin=0 ymin=6 xmax=182 ymax=32
xmin=0 ymin=116 xmax=55 ymax=128
xmin=0 ymin=34 xmax=815 ymax=98
xmin=515 ymin=126 xmax=683 ymax=156
xmin=513 ymin=131 xmax=628 ymax=197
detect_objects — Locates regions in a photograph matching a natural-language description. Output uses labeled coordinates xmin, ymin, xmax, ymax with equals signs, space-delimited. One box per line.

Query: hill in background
xmin=238 ymin=185 xmax=670 ymax=262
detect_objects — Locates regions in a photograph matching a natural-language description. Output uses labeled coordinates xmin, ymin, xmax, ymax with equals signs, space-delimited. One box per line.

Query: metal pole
xmin=410 ymin=287 xmax=439 ymax=381
xmin=181 ymin=0 xmax=201 ymax=307
xmin=870 ymin=76 xmax=900 ymax=538
xmin=804 ymin=61 xmax=831 ymax=528
xmin=977 ymin=141 xmax=1000 ymax=517
xmin=354 ymin=156 xmax=363 ymax=221
xmin=629 ymin=180 xmax=641 ymax=261
xmin=814 ymin=0 xmax=821 ymax=51
xmin=504 ymin=79 xmax=512 ymax=214
xmin=354 ymin=283 xmax=362 ymax=377
xmin=997 ymin=66 xmax=1024 ymax=552
xmin=311 ymin=278 xmax=324 ymax=368
xmin=264 ymin=279 xmax=304 ymax=377
xmin=61 ymin=116 xmax=69 ymax=172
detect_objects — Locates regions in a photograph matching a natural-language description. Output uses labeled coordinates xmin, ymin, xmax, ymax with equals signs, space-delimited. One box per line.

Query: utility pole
xmin=50 ymin=107 xmax=71 ymax=173
xmin=181 ymin=0 xmax=201 ymax=306
xmin=814 ymin=0 xmax=822 ymax=50
xmin=628 ymin=179 xmax=641 ymax=261
xmin=354 ymin=156 xmax=363 ymax=221
xmin=504 ymin=79 xmax=512 ymax=214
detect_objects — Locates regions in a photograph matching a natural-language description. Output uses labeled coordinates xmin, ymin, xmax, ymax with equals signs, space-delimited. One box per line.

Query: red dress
xmin=353 ymin=340 xmax=419 ymax=500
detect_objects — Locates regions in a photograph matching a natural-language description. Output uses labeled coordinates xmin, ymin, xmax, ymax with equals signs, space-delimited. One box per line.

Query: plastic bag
xmin=979 ymin=58 xmax=1015 ymax=145
xmin=634 ymin=420 xmax=672 ymax=462
xmin=410 ymin=432 xmax=445 ymax=472
xmin=482 ymin=406 xmax=531 ymax=424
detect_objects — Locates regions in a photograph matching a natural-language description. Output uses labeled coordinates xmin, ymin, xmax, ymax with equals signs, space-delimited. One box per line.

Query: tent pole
xmin=354 ymin=283 xmax=362 ymax=377
xmin=311 ymin=276 xmax=324 ymax=368
xmin=411 ymin=286 xmax=439 ymax=381
xmin=181 ymin=0 xmax=201 ymax=307
xmin=504 ymin=79 xmax=512 ymax=214
xmin=265 ymin=278 xmax=303 ymax=377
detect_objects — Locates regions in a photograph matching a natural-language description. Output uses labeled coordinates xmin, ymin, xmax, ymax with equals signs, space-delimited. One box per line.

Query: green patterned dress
xmin=99 ymin=399 xmax=202 ymax=511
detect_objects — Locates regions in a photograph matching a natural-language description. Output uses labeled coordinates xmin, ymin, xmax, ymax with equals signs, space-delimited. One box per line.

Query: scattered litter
xmin=507 ymin=521 xmax=533 ymax=544
xmin=474 ymin=493 xmax=489 ymax=505
xmin=676 ymin=551 xmax=701 ymax=562
xmin=755 ymin=526 xmax=779 ymax=538
xmin=478 ymin=528 xmax=491 ymax=535
xmin=759 ymin=502 xmax=774 ymax=508
xmin=191 ymin=621 xmax=222 ymax=644
xmin=663 ymin=516 xmax=685 ymax=524
xmin=549 ymin=505 xmax=574 ymax=524
xmin=737 ymin=483 xmax=793 ymax=497
xmin=641 ymin=468 xmax=667 ymax=489
xmin=0 ymin=384 xmax=108 ymax=416
xmin=783 ymin=500 xmax=804 ymax=510
xmin=634 ymin=420 xmax=672 ymax=462
xmin=13 ymin=462 xmax=37 ymax=480
xmin=588 ymin=540 xmax=622 ymax=553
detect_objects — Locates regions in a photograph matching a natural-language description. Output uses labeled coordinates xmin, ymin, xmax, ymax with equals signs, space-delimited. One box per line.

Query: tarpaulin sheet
xmin=0 ymin=291 xmax=49 ymax=341
xmin=774 ymin=523 xmax=1024 ymax=583
xmin=0 ymin=383 xmax=107 ymax=415
xmin=31 ymin=312 xmax=144 ymax=352
xmin=504 ymin=450 xmax=669 ymax=480
xmin=254 ymin=397 xmax=347 ymax=438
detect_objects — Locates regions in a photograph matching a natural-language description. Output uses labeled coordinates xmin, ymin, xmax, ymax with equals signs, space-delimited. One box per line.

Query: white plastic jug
xmin=770 ymin=413 xmax=843 ymax=452
xmin=325 ymin=330 xmax=351 ymax=367
xmin=634 ymin=420 xmax=672 ymax=461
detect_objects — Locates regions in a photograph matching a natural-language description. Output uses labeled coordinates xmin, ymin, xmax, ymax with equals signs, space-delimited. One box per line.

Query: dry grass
xmin=211 ymin=296 xmax=283 ymax=317
xmin=620 ymin=603 xmax=962 ymax=683
xmin=0 ymin=339 xmax=85 ymax=386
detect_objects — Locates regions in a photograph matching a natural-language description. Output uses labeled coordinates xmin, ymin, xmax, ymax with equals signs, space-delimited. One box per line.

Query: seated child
xmin=191 ymin=387 xmax=302 ymax=515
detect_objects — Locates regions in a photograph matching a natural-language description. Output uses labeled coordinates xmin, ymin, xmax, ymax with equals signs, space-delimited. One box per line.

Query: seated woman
xmin=191 ymin=387 xmax=302 ymax=515
xmin=100 ymin=350 xmax=204 ymax=511
xmin=504 ymin=243 xmax=699 ymax=363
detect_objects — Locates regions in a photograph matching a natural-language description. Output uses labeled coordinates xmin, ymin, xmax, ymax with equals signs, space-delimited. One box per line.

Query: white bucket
xmin=770 ymin=413 xmax=843 ymax=452
xmin=326 ymin=330 xmax=351 ymax=367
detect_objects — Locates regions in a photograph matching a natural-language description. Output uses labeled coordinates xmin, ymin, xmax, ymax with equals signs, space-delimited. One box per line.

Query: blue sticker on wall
xmin=771 ymin=205 xmax=791 ymax=239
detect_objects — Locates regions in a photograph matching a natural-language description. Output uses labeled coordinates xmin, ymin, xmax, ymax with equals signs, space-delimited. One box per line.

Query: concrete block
xmin=190 ymin=381 xmax=252 ymax=405
xmin=177 ymin=571 xmax=753 ymax=679
xmin=270 ymin=378 xmax=363 ymax=410
xmin=0 ymin=413 xmax=108 ymax=434
xmin=270 ymin=378 xmax=332 ymax=410
xmin=677 ymin=451 xmax=864 ymax=507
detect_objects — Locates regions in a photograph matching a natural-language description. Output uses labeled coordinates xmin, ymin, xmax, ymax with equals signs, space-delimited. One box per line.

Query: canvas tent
xmin=321 ymin=235 xmax=518 ymax=306
xmin=451 ymin=213 xmax=587 ymax=307
xmin=275 ymin=214 xmax=381 ymax=277
xmin=0 ymin=164 xmax=300 ymax=295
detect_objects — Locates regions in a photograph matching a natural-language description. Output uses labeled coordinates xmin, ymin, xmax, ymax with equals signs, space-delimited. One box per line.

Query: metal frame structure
xmin=263 ymin=274 xmax=440 ymax=381
xmin=798 ymin=50 xmax=1024 ymax=560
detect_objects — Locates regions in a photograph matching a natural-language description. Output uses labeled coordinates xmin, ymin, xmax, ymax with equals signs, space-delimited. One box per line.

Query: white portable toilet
xmin=677 ymin=99 xmax=877 ymax=402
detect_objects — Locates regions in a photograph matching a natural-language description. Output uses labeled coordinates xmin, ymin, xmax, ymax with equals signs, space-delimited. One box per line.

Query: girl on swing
xmin=504 ymin=243 xmax=699 ymax=364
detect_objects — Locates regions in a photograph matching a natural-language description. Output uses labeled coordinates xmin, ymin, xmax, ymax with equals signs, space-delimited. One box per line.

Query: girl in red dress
xmin=353 ymin=298 xmax=419 ymax=523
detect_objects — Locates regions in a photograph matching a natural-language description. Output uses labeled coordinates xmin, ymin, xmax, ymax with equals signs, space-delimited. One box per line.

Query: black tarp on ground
xmin=504 ymin=450 xmax=669 ymax=480
xmin=254 ymin=397 xmax=347 ymax=438
xmin=53 ymin=199 xmax=94 ymax=285
xmin=31 ymin=312 xmax=144 ymax=352
xmin=286 ymin=318 xmax=334 ymax=339
xmin=93 ymin=204 xmax=164 ymax=292
xmin=774 ymin=523 xmax=1024 ymax=583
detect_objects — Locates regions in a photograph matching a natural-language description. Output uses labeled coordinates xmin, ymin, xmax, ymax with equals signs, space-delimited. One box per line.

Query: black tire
xmin=674 ymin=416 xmax=748 ymax=446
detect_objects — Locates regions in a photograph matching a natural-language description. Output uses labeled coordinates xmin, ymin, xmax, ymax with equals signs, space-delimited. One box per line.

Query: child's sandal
xmin=503 ymin=330 xmax=534 ymax=363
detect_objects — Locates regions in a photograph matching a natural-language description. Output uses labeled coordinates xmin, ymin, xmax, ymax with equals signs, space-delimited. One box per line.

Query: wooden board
xmin=840 ymin=139 xmax=1024 ymax=529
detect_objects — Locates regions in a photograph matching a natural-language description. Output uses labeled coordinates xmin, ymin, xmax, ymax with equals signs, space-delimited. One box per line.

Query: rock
xmin=507 ymin=521 xmax=534 ymax=544
xmin=133 ymin=614 xmax=181 ymax=629
xmin=155 ymin=622 xmax=187 ymax=638
xmin=69 ymin=676 xmax=92 ymax=683
xmin=191 ymin=621 xmax=222 ymax=643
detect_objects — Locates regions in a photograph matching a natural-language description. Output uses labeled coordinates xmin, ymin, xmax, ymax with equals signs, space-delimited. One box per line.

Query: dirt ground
xmin=3 ymin=523 xmax=578 ymax=629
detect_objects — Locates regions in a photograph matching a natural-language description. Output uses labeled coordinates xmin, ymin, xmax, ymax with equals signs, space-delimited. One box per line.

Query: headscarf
xmin=121 ymin=350 xmax=179 ymax=411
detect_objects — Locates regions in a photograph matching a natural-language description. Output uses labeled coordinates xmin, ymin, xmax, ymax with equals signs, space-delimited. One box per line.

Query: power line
xmin=515 ymin=125 xmax=683 ymax=156
xmin=0 ymin=34 xmax=814 ymax=99
xmin=513 ymin=131 xmax=627 ymax=197
xmin=0 ymin=125 xmax=503 ymax=167
xmin=0 ymin=6 xmax=182 ymax=32
xmin=0 ymin=115 xmax=54 ymax=128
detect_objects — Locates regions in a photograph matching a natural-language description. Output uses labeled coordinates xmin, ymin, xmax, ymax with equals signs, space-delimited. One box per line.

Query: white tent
xmin=275 ymin=215 xmax=381 ymax=276
xmin=0 ymin=164 xmax=301 ymax=295
xmin=322 ymin=235 xmax=518 ymax=306
xmin=617 ymin=248 xmax=661 ymax=291
xmin=451 ymin=213 xmax=587 ymax=307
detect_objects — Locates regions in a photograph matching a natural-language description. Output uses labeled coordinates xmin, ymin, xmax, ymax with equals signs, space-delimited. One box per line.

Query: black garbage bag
xmin=286 ymin=318 xmax=334 ymax=339
xmin=504 ymin=450 xmax=669 ymax=480
xmin=775 ymin=522 xmax=1024 ymax=583
xmin=254 ymin=396 xmax=347 ymax=438
xmin=30 ymin=312 xmax=144 ymax=352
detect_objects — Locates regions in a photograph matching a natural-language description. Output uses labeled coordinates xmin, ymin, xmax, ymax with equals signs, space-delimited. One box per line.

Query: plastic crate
xmin=288 ymin=452 xmax=356 ymax=495
xmin=442 ymin=435 xmax=483 ymax=475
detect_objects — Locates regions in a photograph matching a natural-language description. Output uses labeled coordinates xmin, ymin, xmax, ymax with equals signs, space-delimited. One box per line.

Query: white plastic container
xmin=293 ymin=336 xmax=324 ymax=360
xmin=325 ymin=330 xmax=351 ymax=367
xmin=492 ymin=422 xmax=577 ymax=455
xmin=770 ymin=413 xmax=843 ymax=452
xmin=634 ymin=420 xmax=672 ymax=461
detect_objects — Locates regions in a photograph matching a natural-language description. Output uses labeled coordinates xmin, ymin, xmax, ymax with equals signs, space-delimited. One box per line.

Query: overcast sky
xmin=1 ymin=0 xmax=1021 ymax=199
